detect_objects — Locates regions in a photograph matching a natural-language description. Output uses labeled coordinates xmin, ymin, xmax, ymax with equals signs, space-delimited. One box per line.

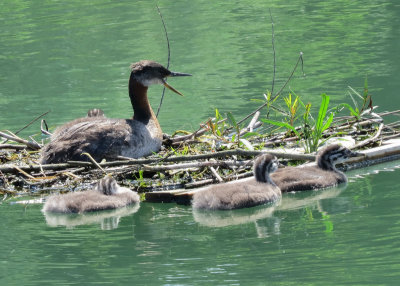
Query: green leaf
xmin=242 ymin=132 xmax=260 ymax=138
xmin=227 ymin=112 xmax=237 ymax=128
xmin=348 ymin=86 xmax=363 ymax=100
xmin=337 ymin=103 xmax=360 ymax=119
xmin=261 ymin=118 xmax=300 ymax=137
xmin=347 ymin=91 xmax=359 ymax=111
xmin=215 ymin=108 xmax=220 ymax=120
xmin=239 ymin=138 xmax=254 ymax=150
xmin=316 ymin=93 xmax=330 ymax=132
xmin=322 ymin=112 xmax=334 ymax=132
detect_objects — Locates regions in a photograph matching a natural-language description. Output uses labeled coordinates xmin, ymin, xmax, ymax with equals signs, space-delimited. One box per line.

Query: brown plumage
xmin=42 ymin=176 xmax=140 ymax=214
xmin=192 ymin=154 xmax=281 ymax=210
xmin=40 ymin=60 xmax=191 ymax=164
xmin=271 ymin=144 xmax=362 ymax=192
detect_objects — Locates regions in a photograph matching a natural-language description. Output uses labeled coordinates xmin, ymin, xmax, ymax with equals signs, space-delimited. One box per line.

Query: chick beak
xmin=349 ymin=150 xmax=365 ymax=158
xmin=277 ymin=161 xmax=286 ymax=168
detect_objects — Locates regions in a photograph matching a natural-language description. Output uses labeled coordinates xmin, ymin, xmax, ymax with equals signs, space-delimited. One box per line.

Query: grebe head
xmin=253 ymin=154 xmax=279 ymax=183
xmin=87 ymin=108 xmax=105 ymax=117
xmin=94 ymin=175 xmax=119 ymax=195
xmin=130 ymin=60 xmax=191 ymax=95
xmin=318 ymin=144 xmax=363 ymax=170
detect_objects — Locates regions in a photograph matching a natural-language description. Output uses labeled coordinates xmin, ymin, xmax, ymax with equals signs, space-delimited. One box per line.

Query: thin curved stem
xmin=156 ymin=4 xmax=171 ymax=118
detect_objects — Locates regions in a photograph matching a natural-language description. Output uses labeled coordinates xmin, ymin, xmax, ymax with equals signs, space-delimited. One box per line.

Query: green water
xmin=1 ymin=1 xmax=399 ymax=134
xmin=1 ymin=164 xmax=400 ymax=285
xmin=1 ymin=0 xmax=400 ymax=285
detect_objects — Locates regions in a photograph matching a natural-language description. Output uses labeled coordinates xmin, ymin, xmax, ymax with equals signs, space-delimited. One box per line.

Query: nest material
xmin=1 ymin=109 xmax=400 ymax=198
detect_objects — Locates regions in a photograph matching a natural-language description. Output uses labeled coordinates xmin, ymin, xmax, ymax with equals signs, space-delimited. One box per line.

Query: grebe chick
xmin=40 ymin=60 xmax=191 ymax=164
xmin=42 ymin=176 xmax=140 ymax=214
xmin=192 ymin=154 xmax=281 ymax=210
xmin=87 ymin=108 xmax=105 ymax=117
xmin=271 ymin=144 xmax=363 ymax=192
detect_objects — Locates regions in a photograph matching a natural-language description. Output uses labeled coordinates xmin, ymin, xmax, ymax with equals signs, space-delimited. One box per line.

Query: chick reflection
xmin=192 ymin=203 xmax=277 ymax=228
xmin=42 ymin=175 xmax=141 ymax=230
xmin=42 ymin=176 xmax=140 ymax=213
xmin=43 ymin=204 xmax=140 ymax=230
xmin=193 ymin=185 xmax=347 ymax=237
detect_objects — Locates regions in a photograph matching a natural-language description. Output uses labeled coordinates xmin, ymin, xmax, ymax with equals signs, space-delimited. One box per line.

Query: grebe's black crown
xmin=130 ymin=60 xmax=170 ymax=85
xmin=253 ymin=154 xmax=279 ymax=183
xmin=317 ymin=144 xmax=361 ymax=170
xmin=130 ymin=60 xmax=191 ymax=87
xmin=95 ymin=176 xmax=118 ymax=195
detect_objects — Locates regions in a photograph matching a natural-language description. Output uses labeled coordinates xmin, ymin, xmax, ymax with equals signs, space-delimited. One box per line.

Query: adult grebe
xmin=271 ymin=144 xmax=363 ymax=192
xmin=42 ymin=176 xmax=140 ymax=213
xmin=40 ymin=60 xmax=191 ymax=163
xmin=192 ymin=154 xmax=281 ymax=210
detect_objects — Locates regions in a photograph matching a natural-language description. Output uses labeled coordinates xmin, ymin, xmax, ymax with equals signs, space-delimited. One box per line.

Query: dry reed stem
xmin=0 ymin=131 xmax=41 ymax=150
xmin=81 ymin=152 xmax=107 ymax=174
xmin=351 ymin=123 xmax=384 ymax=150
xmin=209 ymin=166 xmax=223 ymax=182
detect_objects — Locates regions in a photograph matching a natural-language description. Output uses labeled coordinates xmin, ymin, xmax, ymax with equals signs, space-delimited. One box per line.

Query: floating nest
xmin=1 ymin=107 xmax=400 ymax=199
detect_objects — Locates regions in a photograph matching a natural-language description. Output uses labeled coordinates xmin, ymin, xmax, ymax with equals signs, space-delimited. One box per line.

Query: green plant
xmin=134 ymin=170 xmax=147 ymax=188
xmin=262 ymin=93 xmax=335 ymax=153
xmin=169 ymin=145 xmax=190 ymax=156
xmin=204 ymin=109 xmax=230 ymax=141
xmin=264 ymin=90 xmax=281 ymax=118
xmin=303 ymin=93 xmax=334 ymax=152
xmin=261 ymin=117 xmax=300 ymax=138
xmin=227 ymin=111 xmax=240 ymax=145
xmin=261 ymin=91 xmax=302 ymax=138
xmin=283 ymin=93 xmax=300 ymax=126
xmin=346 ymin=76 xmax=373 ymax=119
xmin=214 ymin=109 xmax=227 ymax=136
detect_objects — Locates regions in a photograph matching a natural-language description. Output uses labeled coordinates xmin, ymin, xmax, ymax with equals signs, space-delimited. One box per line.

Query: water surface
xmin=1 ymin=0 xmax=399 ymax=134
xmin=1 ymin=164 xmax=400 ymax=285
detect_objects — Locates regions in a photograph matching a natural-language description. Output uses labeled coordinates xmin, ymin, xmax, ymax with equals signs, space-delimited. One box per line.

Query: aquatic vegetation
xmin=303 ymin=93 xmax=334 ymax=152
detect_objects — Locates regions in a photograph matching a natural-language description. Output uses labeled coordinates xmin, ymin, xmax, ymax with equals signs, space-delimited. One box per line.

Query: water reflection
xmin=193 ymin=185 xmax=347 ymax=236
xmin=43 ymin=204 xmax=140 ymax=230
xmin=193 ymin=203 xmax=277 ymax=228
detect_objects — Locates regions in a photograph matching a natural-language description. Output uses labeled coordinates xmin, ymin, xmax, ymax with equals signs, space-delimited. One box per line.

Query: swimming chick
xmin=40 ymin=60 xmax=191 ymax=164
xmin=271 ymin=144 xmax=362 ymax=192
xmin=42 ymin=176 xmax=140 ymax=213
xmin=192 ymin=154 xmax=281 ymax=210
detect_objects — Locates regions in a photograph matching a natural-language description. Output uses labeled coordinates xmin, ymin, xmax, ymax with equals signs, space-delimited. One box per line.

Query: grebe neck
xmin=129 ymin=74 xmax=156 ymax=123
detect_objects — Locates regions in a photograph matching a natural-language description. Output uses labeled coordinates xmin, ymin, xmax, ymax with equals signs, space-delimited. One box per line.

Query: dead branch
xmin=351 ymin=123 xmax=384 ymax=150
xmin=184 ymin=171 xmax=254 ymax=189
xmin=209 ymin=166 xmax=223 ymax=182
xmin=41 ymin=119 xmax=52 ymax=136
xmin=81 ymin=152 xmax=107 ymax=174
xmin=0 ymin=144 xmax=27 ymax=150
xmin=142 ymin=160 xmax=250 ymax=172
xmin=0 ymin=131 xmax=41 ymax=150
